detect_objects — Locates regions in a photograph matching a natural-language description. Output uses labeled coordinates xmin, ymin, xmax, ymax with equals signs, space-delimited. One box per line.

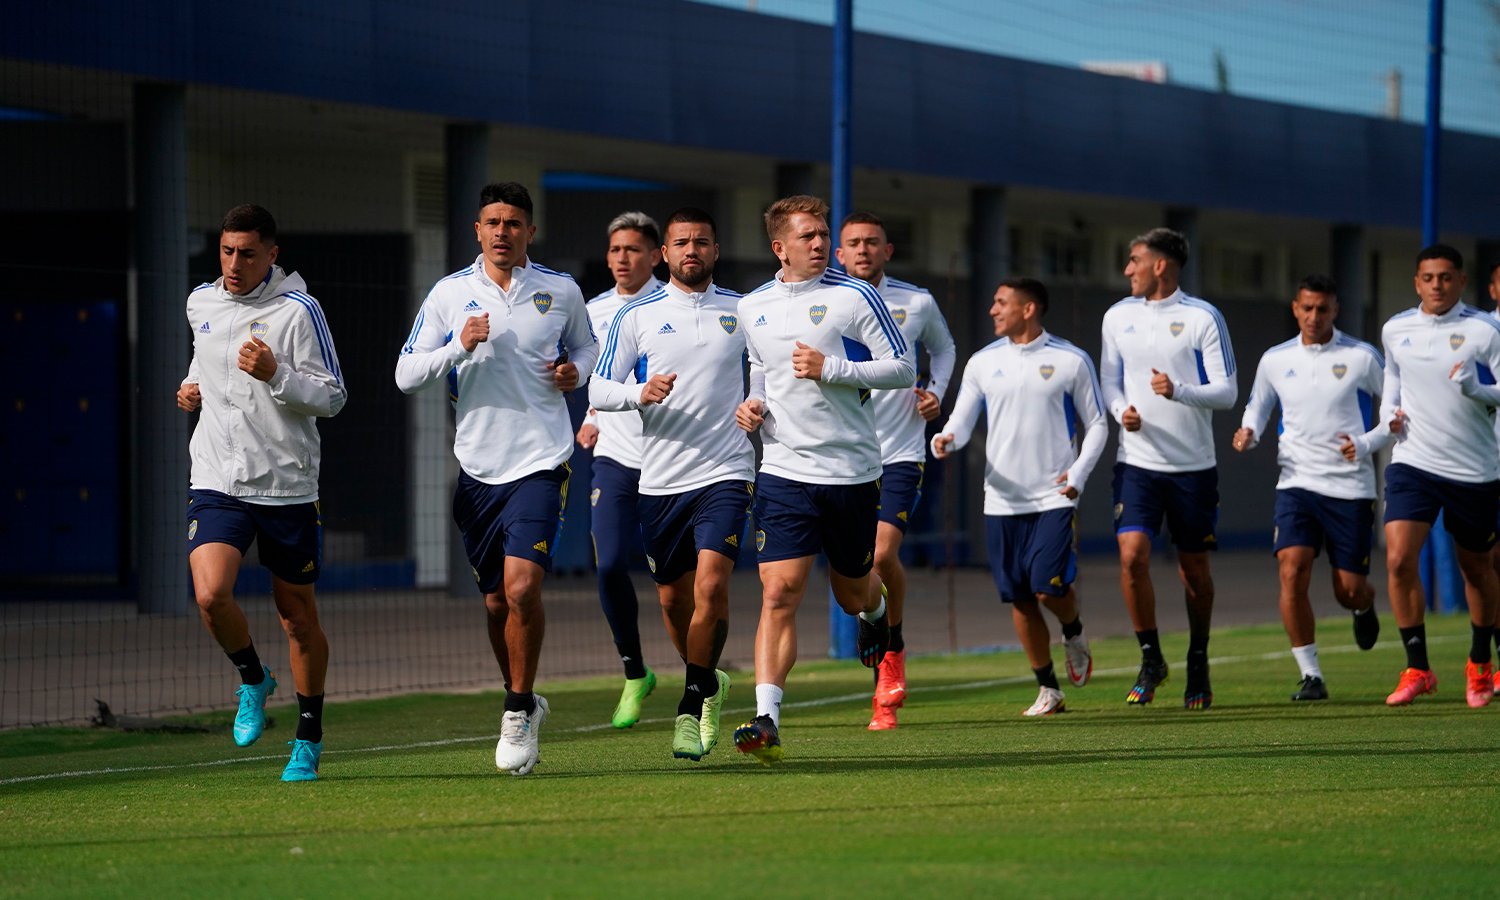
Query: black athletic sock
xmin=504 ymin=690 xmax=536 ymax=716
xmin=295 ymin=693 xmax=324 ymax=743
xmin=619 ymin=640 xmax=648 ymax=681
xmin=1135 ymin=629 xmax=1164 ymax=664
xmin=1034 ymin=662 xmax=1060 ymax=690
xmin=1186 ymin=648 xmax=1209 ymax=685
xmin=678 ymin=663 xmax=717 ymax=717
xmin=888 ymin=622 xmax=905 ymax=654
xmin=1470 ymin=624 xmax=1495 ymax=665
xmin=1061 ymin=617 xmax=1084 ymax=640
xmin=227 ymin=644 xmax=265 ymax=686
xmin=1399 ymin=624 xmax=1430 ymax=671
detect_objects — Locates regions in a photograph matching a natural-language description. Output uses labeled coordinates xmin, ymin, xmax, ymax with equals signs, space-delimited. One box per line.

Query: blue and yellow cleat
xmin=733 ymin=714 xmax=783 ymax=765
xmin=281 ymin=738 xmax=322 ymax=782
xmin=233 ymin=670 xmax=277 ymax=747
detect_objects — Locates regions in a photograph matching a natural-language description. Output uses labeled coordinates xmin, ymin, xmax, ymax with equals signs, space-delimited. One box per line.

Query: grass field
xmin=3 ymin=613 xmax=1497 ymax=897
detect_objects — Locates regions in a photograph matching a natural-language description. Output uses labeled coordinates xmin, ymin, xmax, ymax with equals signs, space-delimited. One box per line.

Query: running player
xmin=932 ymin=278 xmax=1105 ymax=716
xmin=178 ymin=203 xmax=346 ymax=781
xmin=835 ymin=211 xmax=956 ymax=730
xmin=1100 ymin=227 xmax=1237 ymax=709
xmin=395 ymin=182 xmax=598 ymax=774
xmin=1232 ymin=275 xmax=1383 ymax=701
xmin=1367 ymin=245 xmax=1500 ymax=708
xmin=731 ymin=195 xmax=914 ymax=764
xmin=590 ymin=207 xmax=753 ymax=761
xmin=576 ymin=211 xmax=663 ymax=728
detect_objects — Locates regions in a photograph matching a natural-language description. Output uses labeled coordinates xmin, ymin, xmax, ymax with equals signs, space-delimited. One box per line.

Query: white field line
xmin=0 ymin=635 xmax=1460 ymax=786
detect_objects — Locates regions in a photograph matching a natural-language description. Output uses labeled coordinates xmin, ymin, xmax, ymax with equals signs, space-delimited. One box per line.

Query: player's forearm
xmin=927 ymin=348 xmax=957 ymax=400
xmin=821 ymin=355 xmax=916 ymax=390
xmin=268 ymin=366 xmax=347 ymax=417
xmin=1066 ymin=419 xmax=1109 ymax=491
xmin=1172 ymin=377 xmax=1238 ymax=410
xmin=588 ymin=376 xmax=640 ymax=412
xmin=394 ymin=342 xmax=469 ymax=394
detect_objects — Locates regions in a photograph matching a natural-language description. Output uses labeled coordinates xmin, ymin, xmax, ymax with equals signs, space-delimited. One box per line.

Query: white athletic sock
xmin=859 ymin=594 xmax=887 ymax=622
xmin=755 ymin=683 xmax=784 ymax=727
xmin=1291 ymin=643 xmax=1321 ymax=679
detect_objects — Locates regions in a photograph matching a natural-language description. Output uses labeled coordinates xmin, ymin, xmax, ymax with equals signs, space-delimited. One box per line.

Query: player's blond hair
xmin=764 ymin=195 xmax=830 ymax=242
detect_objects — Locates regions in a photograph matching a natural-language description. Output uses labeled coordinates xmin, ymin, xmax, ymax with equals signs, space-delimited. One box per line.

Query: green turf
xmin=2 ymin=614 xmax=1496 ymax=897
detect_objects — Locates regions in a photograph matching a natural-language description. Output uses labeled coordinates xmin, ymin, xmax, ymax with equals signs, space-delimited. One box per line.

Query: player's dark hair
xmin=1297 ymin=274 xmax=1338 ymax=297
xmin=479 ymin=182 xmax=534 ymax=219
xmin=1000 ymin=276 xmax=1050 ymax=315
xmin=840 ymin=210 xmax=885 ymax=233
xmin=1131 ymin=227 xmax=1189 ymax=268
xmin=220 ymin=204 xmax=277 ymax=244
xmin=663 ymin=207 xmax=717 ymax=241
xmin=1416 ymin=243 xmax=1463 ymax=270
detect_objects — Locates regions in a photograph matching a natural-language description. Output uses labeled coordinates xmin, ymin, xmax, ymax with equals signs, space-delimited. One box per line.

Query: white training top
xmin=395 ymin=256 xmax=598 ymax=485
xmin=739 ymin=269 xmax=914 ymax=485
xmin=1100 ymin=288 xmax=1238 ymax=473
xmin=935 ymin=331 xmax=1108 ymax=515
xmin=589 ymin=282 xmax=756 ymax=496
xmin=1240 ymin=329 xmax=1383 ymax=500
xmin=869 ymin=274 xmax=957 ymax=465
xmin=582 ymin=276 xmax=660 ymax=470
xmin=1369 ymin=302 xmax=1500 ymax=484
xmin=183 ymin=266 xmax=346 ymax=503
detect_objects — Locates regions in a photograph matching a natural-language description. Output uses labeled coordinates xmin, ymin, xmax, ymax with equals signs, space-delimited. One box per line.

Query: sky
xmin=694 ymin=0 xmax=1500 ymax=137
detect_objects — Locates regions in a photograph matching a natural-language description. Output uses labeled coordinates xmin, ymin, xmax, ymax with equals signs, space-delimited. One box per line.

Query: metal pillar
xmin=132 ymin=83 xmax=190 ymax=615
xmin=442 ymin=122 xmax=489 ymax=597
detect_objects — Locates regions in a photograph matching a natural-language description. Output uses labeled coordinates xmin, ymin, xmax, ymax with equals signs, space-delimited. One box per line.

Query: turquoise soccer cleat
xmin=233 ymin=670 xmax=277 ymax=747
xmin=281 ymin=738 xmax=322 ymax=782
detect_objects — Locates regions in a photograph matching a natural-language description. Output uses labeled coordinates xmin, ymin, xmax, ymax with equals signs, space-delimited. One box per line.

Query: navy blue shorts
xmin=1384 ymin=462 xmax=1500 ymax=553
xmin=877 ymin=461 xmax=924 ymax=533
xmin=984 ymin=509 xmax=1077 ymax=603
xmin=638 ymin=480 xmax=753 ymax=584
xmin=186 ymin=489 xmax=322 ymax=585
xmin=590 ymin=457 xmax=643 ymax=573
xmin=1112 ymin=463 xmax=1219 ymax=552
xmin=753 ymin=472 xmax=878 ymax=577
xmin=1272 ymin=488 xmax=1376 ymax=574
xmin=453 ymin=465 xmax=569 ymax=592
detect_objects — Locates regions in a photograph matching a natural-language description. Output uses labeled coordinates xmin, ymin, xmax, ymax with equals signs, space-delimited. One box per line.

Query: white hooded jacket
xmin=183 ymin=266 xmax=346 ymax=501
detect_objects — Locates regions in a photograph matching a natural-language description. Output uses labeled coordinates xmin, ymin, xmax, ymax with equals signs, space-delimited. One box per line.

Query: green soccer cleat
xmin=281 ymin=738 xmax=322 ymax=782
xmin=672 ymin=714 xmax=704 ymax=761
xmin=233 ymin=670 xmax=277 ymax=747
xmin=611 ymin=668 xmax=656 ymax=729
xmin=699 ymin=669 xmax=731 ymax=755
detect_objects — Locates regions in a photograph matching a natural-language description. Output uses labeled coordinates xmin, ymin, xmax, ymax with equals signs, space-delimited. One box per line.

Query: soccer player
xmin=395 ymin=182 xmax=598 ymax=774
xmin=1232 ymin=275 xmax=1383 ymax=701
xmin=932 ymin=278 xmax=1105 ymax=716
xmin=1487 ymin=260 xmax=1500 ymax=693
xmin=590 ymin=207 xmax=753 ymax=761
xmin=1100 ymin=227 xmax=1237 ymax=709
xmin=731 ymin=194 xmax=915 ymax=764
xmin=177 ymin=204 xmax=346 ymax=782
xmin=835 ymin=211 xmax=956 ymax=730
xmin=575 ymin=211 xmax=663 ymax=728
xmin=1366 ymin=245 xmax=1500 ymax=708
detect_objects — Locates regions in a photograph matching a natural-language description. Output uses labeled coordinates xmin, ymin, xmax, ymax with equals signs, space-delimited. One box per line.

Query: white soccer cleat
xmin=495 ymin=694 xmax=549 ymax=775
xmin=1064 ymin=633 xmax=1093 ymax=687
xmin=1024 ymin=686 xmax=1066 ymax=717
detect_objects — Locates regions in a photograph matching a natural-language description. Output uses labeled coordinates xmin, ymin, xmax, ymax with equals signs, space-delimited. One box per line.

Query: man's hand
xmin=932 ymin=433 xmax=955 ymax=459
xmin=1232 ymin=427 xmax=1255 ymax=452
xmin=792 ymin=341 xmax=825 ymax=381
xmin=639 ymin=373 xmax=677 ymax=405
xmin=1390 ymin=407 xmax=1405 ymax=435
xmin=1150 ymin=368 xmax=1174 ymax=399
xmin=1121 ymin=405 xmax=1142 ymax=432
xmin=576 ymin=419 xmax=599 ymax=449
xmin=1337 ymin=432 xmax=1358 ymax=462
xmin=915 ymin=388 xmax=941 ymax=421
xmin=549 ymin=358 xmax=580 ymax=392
xmin=460 ymin=313 xmax=489 ymax=352
xmin=176 ymin=383 xmax=202 ymax=413
xmin=1055 ymin=472 xmax=1078 ymax=500
xmin=736 ymin=398 xmax=766 ymax=432
xmin=238 ymin=338 xmax=278 ymax=382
